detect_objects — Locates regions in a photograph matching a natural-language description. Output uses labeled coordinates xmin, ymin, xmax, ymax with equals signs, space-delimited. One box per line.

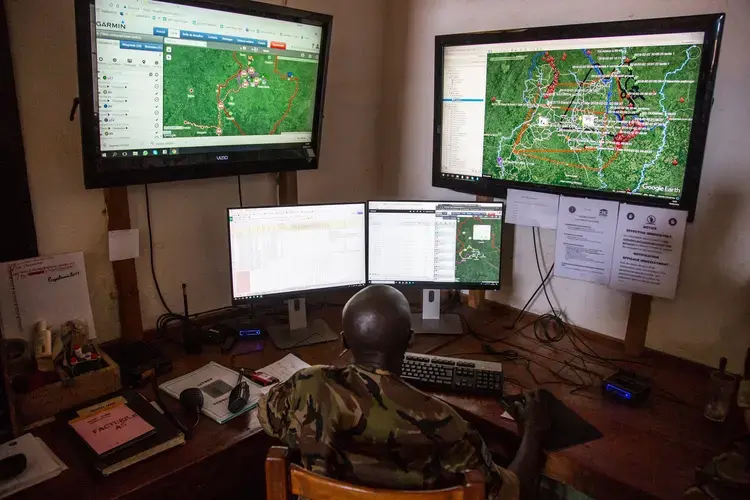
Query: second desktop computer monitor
xmin=228 ymin=203 xmax=367 ymax=348
xmin=368 ymin=201 xmax=505 ymax=334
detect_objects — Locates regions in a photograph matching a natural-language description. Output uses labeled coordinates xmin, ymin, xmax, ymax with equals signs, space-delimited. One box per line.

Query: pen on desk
xmin=337 ymin=349 xmax=349 ymax=359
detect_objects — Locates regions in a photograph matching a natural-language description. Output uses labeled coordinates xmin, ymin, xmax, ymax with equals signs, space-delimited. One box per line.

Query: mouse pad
xmin=501 ymin=389 xmax=603 ymax=452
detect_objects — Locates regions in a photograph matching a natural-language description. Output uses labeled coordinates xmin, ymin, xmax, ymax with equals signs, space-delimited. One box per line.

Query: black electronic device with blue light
xmin=238 ymin=327 xmax=264 ymax=339
xmin=215 ymin=318 xmax=267 ymax=353
xmin=602 ymin=371 xmax=652 ymax=405
xmin=220 ymin=318 xmax=266 ymax=339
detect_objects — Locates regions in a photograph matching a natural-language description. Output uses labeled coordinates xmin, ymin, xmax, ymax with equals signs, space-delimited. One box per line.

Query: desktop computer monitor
xmin=368 ymin=200 xmax=505 ymax=334
xmin=228 ymin=202 xmax=366 ymax=347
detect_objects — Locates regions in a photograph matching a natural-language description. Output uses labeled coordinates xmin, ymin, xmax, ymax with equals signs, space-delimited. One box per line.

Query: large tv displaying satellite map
xmin=75 ymin=0 xmax=331 ymax=188
xmin=433 ymin=15 xmax=725 ymax=218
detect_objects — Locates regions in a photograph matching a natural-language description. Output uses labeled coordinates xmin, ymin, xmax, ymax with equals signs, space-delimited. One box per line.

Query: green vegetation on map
xmin=455 ymin=217 xmax=502 ymax=283
xmin=482 ymin=44 xmax=702 ymax=200
xmin=162 ymin=45 xmax=319 ymax=138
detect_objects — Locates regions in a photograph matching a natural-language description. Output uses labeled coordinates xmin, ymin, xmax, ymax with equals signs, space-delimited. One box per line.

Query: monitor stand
xmin=267 ymin=298 xmax=339 ymax=349
xmin=410 ymin=289 xmax=463 ymax=335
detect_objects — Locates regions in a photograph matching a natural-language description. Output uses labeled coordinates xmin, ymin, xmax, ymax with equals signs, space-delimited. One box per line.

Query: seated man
xmin=258 ymin=285 xmax=547 ymax=499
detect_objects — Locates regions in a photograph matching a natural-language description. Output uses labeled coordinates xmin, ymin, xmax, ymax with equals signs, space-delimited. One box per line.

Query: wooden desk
xmin=428 ymin=306 xmax=746 ymax=500
xmin=16 ymin=304 xmax=745 ymax=500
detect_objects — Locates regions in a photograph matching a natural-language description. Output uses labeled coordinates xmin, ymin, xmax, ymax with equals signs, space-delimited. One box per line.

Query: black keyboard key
xmin=433 ymin=359 xmax=455 ymax=366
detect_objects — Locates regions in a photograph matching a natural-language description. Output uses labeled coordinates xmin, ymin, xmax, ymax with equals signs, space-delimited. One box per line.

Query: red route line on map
xmin=224 ymin=108 xmax=246 ymax=135
xmin=269 ymin=56 xmax=300 ymax=135
xmin=516 ymin=148 xmax=593 ymax=154
xmin=516 ymin=150 xmax=620 ymax=171
xmin=185 ymin=51 xmax=248 ymax=135
xmin=511 ymin=94 xmax=540 ymax=153
xmin=509 ymin=61 xmax=647 ymax=173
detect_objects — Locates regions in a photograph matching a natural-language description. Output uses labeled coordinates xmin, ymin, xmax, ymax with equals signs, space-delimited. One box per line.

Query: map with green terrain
xmin=483 ymin=44 xmax=702 ymax=200
xmin=162 ymin=45 xmax=319 ymax=138
xmin=455 ymin=217 xmax=502 ymax=283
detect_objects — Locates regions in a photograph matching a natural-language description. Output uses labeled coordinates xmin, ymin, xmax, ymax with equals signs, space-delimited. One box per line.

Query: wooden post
xmin=468 ymin=195 xmax=494 ymax=309
xmin=624 ymin=293 xmax=652 ymax=356
xmin=278 ymin=172 xmax=298 ymax=205
xmin=104 ymin=187 xmax=144 ymax=342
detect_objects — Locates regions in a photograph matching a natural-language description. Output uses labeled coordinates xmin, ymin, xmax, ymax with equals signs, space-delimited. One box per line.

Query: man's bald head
xmin=342 ymin=285 xmax=412 ymax=372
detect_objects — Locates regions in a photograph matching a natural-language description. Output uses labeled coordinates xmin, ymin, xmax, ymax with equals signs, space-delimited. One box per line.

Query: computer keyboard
xmin=401 ymin=352 xmax=503 ymax=396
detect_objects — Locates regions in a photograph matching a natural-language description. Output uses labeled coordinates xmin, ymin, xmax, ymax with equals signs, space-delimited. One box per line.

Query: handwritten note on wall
xmin=0 ymin=252 xmax=97 ymax=340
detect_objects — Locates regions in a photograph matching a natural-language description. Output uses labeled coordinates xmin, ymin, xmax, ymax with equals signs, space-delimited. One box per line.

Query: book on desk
xmin=60 ymin=390 xmax=185 ymax=476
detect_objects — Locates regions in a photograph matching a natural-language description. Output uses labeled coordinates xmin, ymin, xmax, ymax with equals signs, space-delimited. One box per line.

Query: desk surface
xmin=19 ymin=303 xmax=746 ymax=500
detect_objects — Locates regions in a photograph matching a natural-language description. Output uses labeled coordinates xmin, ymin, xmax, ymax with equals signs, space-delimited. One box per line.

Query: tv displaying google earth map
xmin=434 ymin=15 xmax=725 ymax=217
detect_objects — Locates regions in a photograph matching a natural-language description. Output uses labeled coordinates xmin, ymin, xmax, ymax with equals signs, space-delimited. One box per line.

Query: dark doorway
xmin=0 ymin=0 xmax=37 ymax=262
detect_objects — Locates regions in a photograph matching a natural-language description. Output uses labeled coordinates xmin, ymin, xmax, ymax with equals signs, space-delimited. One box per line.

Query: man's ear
xmin=341 ymin=331 xmax=349 ymax=349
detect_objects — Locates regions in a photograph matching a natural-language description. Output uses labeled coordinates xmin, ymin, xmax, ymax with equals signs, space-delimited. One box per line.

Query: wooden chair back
xmin=265 ymin=446 xmax=486 ymax=500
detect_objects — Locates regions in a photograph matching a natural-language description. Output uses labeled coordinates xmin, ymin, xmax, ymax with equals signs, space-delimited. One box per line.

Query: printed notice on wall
xmin=505 ymin=189 xmax=560 ymax=229
xmin=554 ymin=197 xmax=619 ymax=285
xmin=609 ymin=205 xmax=687 ymax=299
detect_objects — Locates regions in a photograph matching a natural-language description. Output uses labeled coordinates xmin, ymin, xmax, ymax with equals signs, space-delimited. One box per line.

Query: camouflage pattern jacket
xmin=258 ymin=364 xmax=519 ymax=499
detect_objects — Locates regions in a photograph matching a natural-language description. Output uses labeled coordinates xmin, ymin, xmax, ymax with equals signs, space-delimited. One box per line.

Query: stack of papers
xmin=247 ymin=354 xmax=311 ymax=435
xmin=257 ymin=354 xmax=312 ymax=390
xmin=0 ymin=434 xmax=66 ymax=498
xmin=160 ymin=355 xmax=312 ymax=430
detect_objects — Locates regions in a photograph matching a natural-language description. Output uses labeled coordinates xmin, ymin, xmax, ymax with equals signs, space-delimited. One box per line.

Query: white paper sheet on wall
xmin=609 ymin=205 xmax=688 ymax=299
xmin=108 ymin=229 xmax=140 ymax=262
xmin=554 ymin=197 xmax=619 ymax=285
xmin=505 ymin=189 xmax=560 ymax=229
xmin=0 ymin=252 xmax=97 ymax=340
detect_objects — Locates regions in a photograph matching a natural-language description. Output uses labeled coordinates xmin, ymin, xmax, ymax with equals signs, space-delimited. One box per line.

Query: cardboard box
xmin=15 ymin=350 xmax=121 ymax=428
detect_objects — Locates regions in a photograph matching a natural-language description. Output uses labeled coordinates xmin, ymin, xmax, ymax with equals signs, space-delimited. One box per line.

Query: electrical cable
xmin=463 ymin=312 xmax=619 ymax=398
xmin=505 ymin=263 xmax=554 ymax=330
xmin=511 ymin=228 xmax=651 ymax=370
xmin=653 ymin=387 xmax=701 ymax=409
xmin=480 ymin=343 xmax=521 ymax=362
xmin=145 ymin=184 xmax=173 ymax=314
xmin=151 ymin=375 xmax=199 ymax=439
xmin=441 ymin=290 xmax=461 ymax=314
xmin=237 ymin=175 xmax=243 ymax=207
xmin=499 ymin=228 xmax=698 ymax=405
xmin=190 ymin=413 xmax=201 ymax=432
xmin=147 ymin=185 xmax=252 ymax=337
xmin=422 ymin=226 xmax=687 ymax=405
xmin=459 ymin=312 xmax=507 ymax=344
xmin=285 ymin=326 xmax=339 ymax=350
